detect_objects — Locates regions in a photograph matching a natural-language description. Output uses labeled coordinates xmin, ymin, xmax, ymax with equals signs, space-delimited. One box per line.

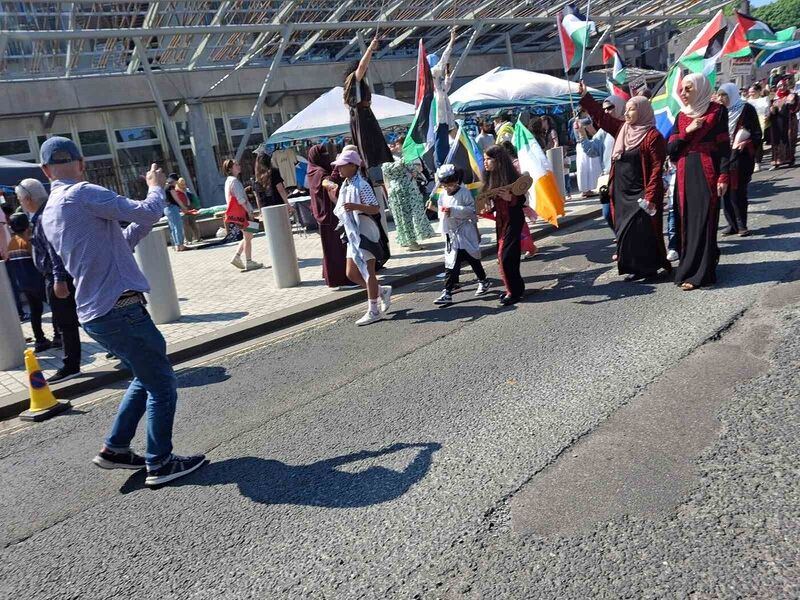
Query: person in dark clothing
xmin=579 ymin=87 xmax=671 ymax=281
xmin=667 ymin=73 xmax=730 ymax=291
xmin=16 ymin=178 xmax=83 ymax=382
xmin=481 ymin=145 xmax=525 ymax=305
xmin=306 ymin=144 xmax=352 ymax=288
xmin=249 ymin=150 xmax=294 ymax=211
xmin=343 ymin=38 xmax=394 ymax=171
xmin=6 ymin=213 xmax=52 ymax=352
xmin=717 ymin=83 xmax=762 ymax=237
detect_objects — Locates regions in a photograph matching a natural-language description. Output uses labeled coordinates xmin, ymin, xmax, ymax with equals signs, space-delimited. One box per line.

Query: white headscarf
xmin=718 ymin=82 xmax=745 ymax=139
xmin=603 ymin=95 xmax=626 ymax=119
xmin=680 ymin=73 xmax=713 ymax=119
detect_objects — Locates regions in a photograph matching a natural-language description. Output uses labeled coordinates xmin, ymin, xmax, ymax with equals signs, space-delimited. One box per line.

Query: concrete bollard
xmin=0 ymin=261 xmax=26 ymax=370
xmin=261 ymin=205 xmax=301 ymax=288
xmin=134 ymin=228 xmax=181 ymax=324
xmin=546 ymin=146 xmax=566 ymax=199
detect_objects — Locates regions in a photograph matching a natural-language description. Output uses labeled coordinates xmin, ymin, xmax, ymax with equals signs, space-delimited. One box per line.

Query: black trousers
xmin=444 ymin=249 xmax=486 ymax=292
xmin=23 ymin=289 xmax=46 ymax=343
xmin=46 ymin=279 xmax=82 ymax=371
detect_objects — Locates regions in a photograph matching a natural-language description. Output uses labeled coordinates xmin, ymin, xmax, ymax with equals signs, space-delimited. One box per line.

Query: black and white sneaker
xmin=48 ymin=367 xmax=81 ymax=384
xmin=93 ymin=448 xmax=146 ymax=470
xmin=145 ymin=454 xmax=206 ymax=487
xmin=434 ymin=291 xmax=453 ymax=305
xmin=475 ymin=280 xmax=492 ymax=296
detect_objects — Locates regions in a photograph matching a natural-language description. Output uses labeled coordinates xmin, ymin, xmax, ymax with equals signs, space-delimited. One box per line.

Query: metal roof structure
xmin=0 ymin=0 xmax=721 ymax=82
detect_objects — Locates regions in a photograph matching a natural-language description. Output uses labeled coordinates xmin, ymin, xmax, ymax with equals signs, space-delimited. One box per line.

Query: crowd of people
xmin=0 ymin=33 xmax=797 ymax=487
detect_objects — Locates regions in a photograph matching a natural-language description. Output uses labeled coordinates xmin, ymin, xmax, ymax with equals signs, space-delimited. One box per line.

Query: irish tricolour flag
xmin=513 ymin=121 xmax=564 ymax=227
xmin=557 ymin=9 xmax=594 ymax=71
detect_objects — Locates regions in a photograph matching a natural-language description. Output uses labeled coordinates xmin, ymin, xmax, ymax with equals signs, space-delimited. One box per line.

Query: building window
xmin=0 ymin=139 xmax=32 ymax=157
xmin=78 ymin=130 xmax=111 ymax=157
xmin=229 ymin=116 xmax=260 ymax=132
xmin=214 ymin=118 xmax=230 ymax=156
xmin=231 ymin=133 xmax=264 ymax=150
xmin=175 ymin=122 xmax=192 ymax=146
xmin=114 ymin=126 xmax=159 ymax=143
xmin=263 ymin=113 xmax=282 ymax=137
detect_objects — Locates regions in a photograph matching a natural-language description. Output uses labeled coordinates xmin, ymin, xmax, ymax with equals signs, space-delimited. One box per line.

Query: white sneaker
xmin=356 ymin=310 xmax=384 ymax=326
xmin=379 ymin=286 xmax=393 ymax=313
xmin=244 ymin=259 xmax=263 ymax=271
xmin=475 ymin=280 xmax=493 ymax=296
xmin=231 ymin=255 xmax=245 ymax=270
xmin=753 ymin=163 xmax=761 ymax=173
xmin=434 ymin=291 xmax=453 ymax=305
xmin=666 ymin=250 xmax=679 ymax=262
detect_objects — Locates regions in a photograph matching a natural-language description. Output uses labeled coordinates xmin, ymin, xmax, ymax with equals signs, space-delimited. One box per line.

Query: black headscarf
xmin=307 ymin=144 xmax=335 ymax=225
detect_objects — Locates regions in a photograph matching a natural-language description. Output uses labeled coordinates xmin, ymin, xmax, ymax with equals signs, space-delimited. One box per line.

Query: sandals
xmin=680 ymin=282 xmax=696 ymax=291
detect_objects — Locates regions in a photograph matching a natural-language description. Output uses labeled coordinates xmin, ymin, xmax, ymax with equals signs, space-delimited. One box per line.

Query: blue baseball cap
xmin=40 ymin=136 xmax=82 ymax=165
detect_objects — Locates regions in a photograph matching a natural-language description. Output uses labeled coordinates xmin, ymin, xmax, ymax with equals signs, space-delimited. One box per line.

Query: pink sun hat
xmin=331 ymin=148 xmax=363 ymax=167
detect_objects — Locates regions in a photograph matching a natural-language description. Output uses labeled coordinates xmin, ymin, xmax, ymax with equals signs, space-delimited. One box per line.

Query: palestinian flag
xmin=607 ymin=79 xmax=630 ymax=101
xmin=736 ymin=11 xmax=797 ymax=42
xmin=679 ymin=10 xmax=727 ymax=85
xmin=602 ymin=44 xmax=627 ymax=85
xmin=557 ymin=8 xmax=594 ymax=71
xmin=721 ymin=22 xmax=751 ymax=59
xmin=430 ymin=124 xmax=484 ymax=203
xmin=402 ymin=40 xmax=436 ymax=163
xmin=752 ymin=39 xmax=800 ymax=67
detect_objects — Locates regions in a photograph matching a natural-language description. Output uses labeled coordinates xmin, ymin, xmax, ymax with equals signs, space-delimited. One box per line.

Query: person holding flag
xmin=344 ymin=38 xmax=394 ymax=172
xmin=578 ymin=82 xmax=670 ymax=281
xmin=667 ymin=73 xmax=730 ymax=291
xmin=430 ymin=29 xmax=459 ymax=167
xmin=576 ymin=95 xmax=626 ymax=234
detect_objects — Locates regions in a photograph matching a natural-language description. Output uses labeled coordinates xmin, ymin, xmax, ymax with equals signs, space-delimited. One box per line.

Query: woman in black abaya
xmin=668 ymin=73 xmax=730 ymax=291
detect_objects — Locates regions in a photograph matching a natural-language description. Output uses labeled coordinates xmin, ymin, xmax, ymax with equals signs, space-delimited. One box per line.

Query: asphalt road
xmin=1 ymin=170 xmax=799 ymax=599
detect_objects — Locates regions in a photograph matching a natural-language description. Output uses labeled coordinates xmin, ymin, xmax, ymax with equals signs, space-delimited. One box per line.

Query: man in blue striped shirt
xmin=40 ymin=137 xmax=205 ymax=487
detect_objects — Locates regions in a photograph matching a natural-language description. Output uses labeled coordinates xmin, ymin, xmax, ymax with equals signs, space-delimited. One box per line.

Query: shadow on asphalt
xmin=388 ymin=295 xmax=515 ymax=323
xmin=524 ymin=266 xmax=661 ymax=306
xmin=119 ymin=442 xmax=442 ymax=505
xmin=176 ymin=366 xmax=231 ymax=388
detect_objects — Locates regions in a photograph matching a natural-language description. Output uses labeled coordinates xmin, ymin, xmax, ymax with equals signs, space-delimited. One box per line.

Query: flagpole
xmin=578 ymin=0 xmax=593 ymax=81
xmin=557 ymin=14 xmax=577 ymax=117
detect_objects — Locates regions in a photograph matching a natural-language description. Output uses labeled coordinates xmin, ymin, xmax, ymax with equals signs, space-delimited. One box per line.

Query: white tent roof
xmin=266 ymin=86 xmax=415 ymax=144
xmin=450 ymin=67 xmax=600 ymax=113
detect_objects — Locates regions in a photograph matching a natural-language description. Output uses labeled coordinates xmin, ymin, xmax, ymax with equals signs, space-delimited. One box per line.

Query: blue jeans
xmin=601 ymin=202 xmax=614 ymax=232
xmin=667 ymin=205 xmax=679 ymax=252
xmin=434 ymin=123 xmax=450 ymax=168
xmin=83 ymin=303 xmax=176 ymax=468
xmin=163 ymin=204 xmax=184 ymax=248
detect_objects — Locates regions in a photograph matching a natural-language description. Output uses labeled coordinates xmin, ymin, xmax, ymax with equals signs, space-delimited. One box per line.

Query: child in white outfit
xmin=430 ymin=164 xmax=491 ymax=305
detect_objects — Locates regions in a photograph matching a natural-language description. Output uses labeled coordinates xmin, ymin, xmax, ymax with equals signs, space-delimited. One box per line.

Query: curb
xmin=0 ymin=204 xmax=602 ymax=420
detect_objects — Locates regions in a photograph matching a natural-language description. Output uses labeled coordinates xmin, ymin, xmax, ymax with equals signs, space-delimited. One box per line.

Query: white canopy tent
xmin=266 ymin=86 xmax=415 ymax=144
xmin=449 ymin=67 xmax=602 ymax=113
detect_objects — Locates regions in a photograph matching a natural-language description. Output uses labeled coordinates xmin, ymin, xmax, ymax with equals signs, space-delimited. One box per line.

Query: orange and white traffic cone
xmin=19 ymin=349 xmax=71 ymax=422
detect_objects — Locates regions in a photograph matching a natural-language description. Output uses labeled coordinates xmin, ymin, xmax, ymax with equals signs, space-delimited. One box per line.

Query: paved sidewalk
xmin=0 ymin=197 xmax=599 ymax=402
